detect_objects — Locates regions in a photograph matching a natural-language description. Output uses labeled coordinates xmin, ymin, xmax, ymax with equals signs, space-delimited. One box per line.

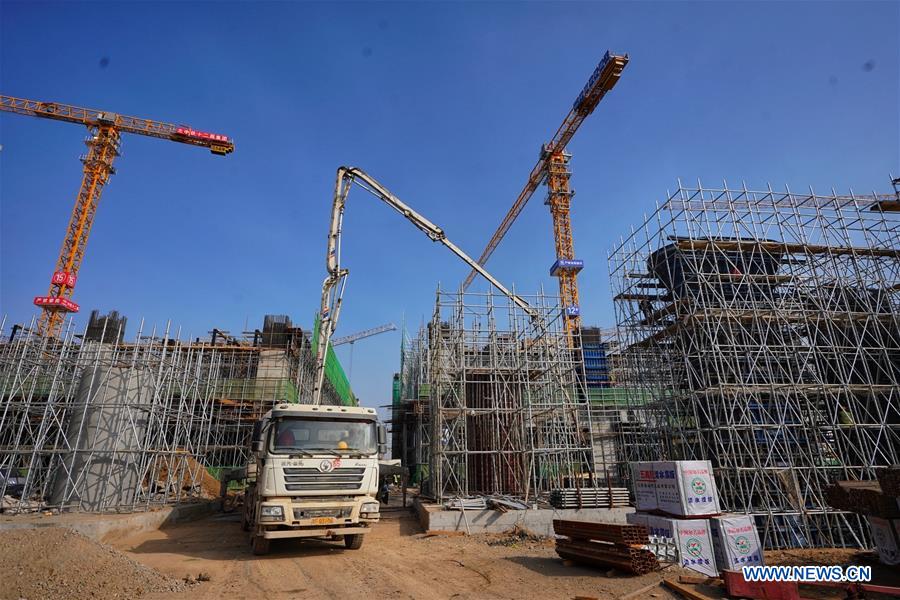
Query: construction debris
xmin=553 ymin=520 xmax=659 ymax=575
xmin=444 ymin=497 xmax=488 ymax=510
xmin=661 ymin=578 xmax=716 ymax=600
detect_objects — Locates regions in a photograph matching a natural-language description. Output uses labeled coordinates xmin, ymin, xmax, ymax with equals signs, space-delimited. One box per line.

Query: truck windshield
xmin=270 ymin=418 xmax=377 ymax=455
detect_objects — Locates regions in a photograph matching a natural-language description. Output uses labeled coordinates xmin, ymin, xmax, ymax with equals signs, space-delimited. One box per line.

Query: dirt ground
xmin=113 ymin=506 xmax=691 ymax=600
xmin=0 ymin=527 xmax=186 ymax=600
xmin=4 ymin=505 xmax=898 ymax=600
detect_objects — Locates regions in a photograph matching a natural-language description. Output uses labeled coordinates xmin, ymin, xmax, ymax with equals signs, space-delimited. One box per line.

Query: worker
xmin=276 ymin=428 xmax=295 ymax=447
xmin=379 ymin=478 xmax=390 ymax=505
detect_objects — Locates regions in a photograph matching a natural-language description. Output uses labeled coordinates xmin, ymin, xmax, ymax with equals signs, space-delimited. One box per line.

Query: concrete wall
xmin=416 ymin=500 xmax=634 ymax=537
xmin=0 ymin=501 xmax=217 ymax=543
xmin=51 ymin=364 xmax=155 ymax=511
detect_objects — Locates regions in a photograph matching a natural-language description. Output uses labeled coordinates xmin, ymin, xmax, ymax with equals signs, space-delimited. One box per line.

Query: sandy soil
xmin=0 ymin=527 xmax=186 ymax=600
xmin=113 ymin=507 xmax=687 ymax=600
xmin=5 ymin=505 xmax=897 ymax=600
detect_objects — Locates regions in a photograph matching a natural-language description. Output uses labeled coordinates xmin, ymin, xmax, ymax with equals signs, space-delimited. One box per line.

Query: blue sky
xmin=1 ymin=1 xmax=898 ymax=414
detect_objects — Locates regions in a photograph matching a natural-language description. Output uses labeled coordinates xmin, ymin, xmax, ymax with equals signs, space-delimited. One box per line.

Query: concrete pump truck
xmin=243 ymin=167 xmax=537 ymax=555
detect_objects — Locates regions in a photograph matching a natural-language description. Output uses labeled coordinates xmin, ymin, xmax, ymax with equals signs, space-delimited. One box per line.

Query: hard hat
xmin=337 ymin=441 xmax=349 ymax=449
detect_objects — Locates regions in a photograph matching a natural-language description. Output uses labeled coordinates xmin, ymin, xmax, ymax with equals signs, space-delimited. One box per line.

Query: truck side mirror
xmin=251 ymin=421 xmax=263 ymax=443
xmin=252 ymin=440 xmax=265 ymax=453
xmin=377 ymin=423 xmax=387 ymax=455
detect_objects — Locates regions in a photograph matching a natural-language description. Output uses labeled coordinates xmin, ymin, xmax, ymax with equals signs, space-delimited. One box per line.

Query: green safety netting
xmin=214 ymin=378 xmax=299 ymax=404
xmin=311 ymin=314 xmax=357 ymax=406
xmin=392 ymin=375 xmax=401 ymax=407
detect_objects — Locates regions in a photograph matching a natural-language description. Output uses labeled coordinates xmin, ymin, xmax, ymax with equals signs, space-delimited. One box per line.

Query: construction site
xmin=1 ymin=3 xmax=899 ymax=600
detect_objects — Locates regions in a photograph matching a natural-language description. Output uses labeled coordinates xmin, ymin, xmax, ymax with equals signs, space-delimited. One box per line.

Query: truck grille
xmin=292 ymin=507 xmax=350 ymax=520
xmin=283 ymin=467 xmax=365 ymax=491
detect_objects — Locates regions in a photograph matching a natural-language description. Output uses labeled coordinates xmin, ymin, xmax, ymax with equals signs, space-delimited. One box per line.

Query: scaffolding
xmin=394 ymin=288 xmax=596 ymax=503
xmin=0 ymin=313 xmax=345 ymax=513
xmin=609 ymin=182 xmax=900 ymax=549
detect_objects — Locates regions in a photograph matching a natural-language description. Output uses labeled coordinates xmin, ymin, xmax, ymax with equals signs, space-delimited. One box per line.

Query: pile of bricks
xmin=553 ymin=520 xmax=659 ymax=575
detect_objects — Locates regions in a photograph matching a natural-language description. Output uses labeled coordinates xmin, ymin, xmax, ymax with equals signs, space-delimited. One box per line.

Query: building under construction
xmin=0 ymin=313 xmax=352 ymax=513
xmin=609 ymin=182 xmax=900 ymax=548
xmin=392 ymin=288 xmax=596 ymax=504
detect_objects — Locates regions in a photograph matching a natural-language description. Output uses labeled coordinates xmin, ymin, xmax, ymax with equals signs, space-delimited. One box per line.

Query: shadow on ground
xmin=124 ymin=504 xmax=423 ymax=562
xmin=503 ymin=554 xmax=607 ymax=578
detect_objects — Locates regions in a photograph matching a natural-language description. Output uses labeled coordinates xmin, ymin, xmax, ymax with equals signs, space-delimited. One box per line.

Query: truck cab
xmin=242 ymin=403 xmax=386 ymax=555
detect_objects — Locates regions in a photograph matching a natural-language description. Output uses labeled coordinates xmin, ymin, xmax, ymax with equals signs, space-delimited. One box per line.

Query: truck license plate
xmin=312 ymin=517 xmax=335 ymax=525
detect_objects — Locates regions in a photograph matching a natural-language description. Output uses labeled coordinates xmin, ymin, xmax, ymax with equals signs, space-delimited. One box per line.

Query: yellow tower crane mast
xmin=0 ymin=95 xmax=234 ymax=337
xmin=461 ymin=51 xmax=628 ymax=336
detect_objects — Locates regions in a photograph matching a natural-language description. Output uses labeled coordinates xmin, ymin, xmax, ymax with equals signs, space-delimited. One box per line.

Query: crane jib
xmin=572 ymin=50 xmax=626 ymax=110
xmin=174 ymin=127 xmax=230 ymax=143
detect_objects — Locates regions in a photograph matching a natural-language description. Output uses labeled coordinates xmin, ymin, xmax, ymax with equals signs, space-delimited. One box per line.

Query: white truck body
xmin=243 ymin=403 xmax=386 ymax=554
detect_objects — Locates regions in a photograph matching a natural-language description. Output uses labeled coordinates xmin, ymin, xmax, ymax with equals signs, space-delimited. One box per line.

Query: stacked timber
xmin=878 ymin=466 xmax=900 ymax=499
xmin=825 ymin=468 xmax=900 ymax=566
xmin=549 ymin=487 xmax=630 ymax=509
xmin=824 ymin=477 xmax=900 ymax=519
xmin=553 ymin=519 xmax=659 ymax=575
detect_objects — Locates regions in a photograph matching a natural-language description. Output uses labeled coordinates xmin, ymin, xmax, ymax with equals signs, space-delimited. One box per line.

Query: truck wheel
xmin=240 ymin=505 xmax=250 ymax=531
xmin=344 ymin=534 xmax=364 ymax=550
xmin=251 ymin=535 xmax=270 ymax=555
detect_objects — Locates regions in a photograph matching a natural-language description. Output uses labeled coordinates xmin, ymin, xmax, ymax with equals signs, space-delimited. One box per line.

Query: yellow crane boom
xmin=461 ymin=51 xmax=628 ymax=335
xmin=0 ymin=94 xmax=234 ymax=337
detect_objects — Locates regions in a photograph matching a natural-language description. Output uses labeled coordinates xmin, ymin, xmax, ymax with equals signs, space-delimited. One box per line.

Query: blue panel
xmin=550 ymin=258 xmax=585 ymax=277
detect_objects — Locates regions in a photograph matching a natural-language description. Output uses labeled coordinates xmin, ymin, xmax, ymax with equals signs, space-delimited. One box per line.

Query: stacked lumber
xmin=549 ymin=487 xmax=630 ymax=509
xmin=850 ymin=486 xmax=900 ymax=519
xmin=825 ymin=479 xmax=900 ymax=519
xmin=825 ymin=471 xmax=900 ymax=566
xmin=878 ymin=466 xmax=900 ymax=498
xmin=553 ymin=519 xmax=659 ymax=575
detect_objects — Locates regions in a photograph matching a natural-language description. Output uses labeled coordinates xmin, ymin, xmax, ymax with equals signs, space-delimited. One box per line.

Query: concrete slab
xmin=415 ymin=499 xmax=634 ymax=536
xmin=0 ymin=500 xmax=218 ymax=543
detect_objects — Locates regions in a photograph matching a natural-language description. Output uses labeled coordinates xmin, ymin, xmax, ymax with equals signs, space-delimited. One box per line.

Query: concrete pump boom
xmin=312 ymin=166 xmax=537 ymax=405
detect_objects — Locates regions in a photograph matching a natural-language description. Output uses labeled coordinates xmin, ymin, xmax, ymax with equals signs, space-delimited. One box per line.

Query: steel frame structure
xmin=609 ymin=182 xmax=900 ymax=549
xmin=0 ymin=314 xmax=341 ymax=513
xmin=393 ymin=289 xmax=596 ymax=503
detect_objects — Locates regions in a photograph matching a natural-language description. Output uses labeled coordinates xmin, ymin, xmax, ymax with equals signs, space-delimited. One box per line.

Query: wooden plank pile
xmin=553 ymin=519 xmax=659 ymax=575
xmin=824 ymin=467 xmax=900 ymax=566
xmin=825 ymin=477 xmax=900 ymax=519
xmin=879 ymin=466 xmax=900 ymax=498
xmin=549 ymin=487 xmax=630 ymax=509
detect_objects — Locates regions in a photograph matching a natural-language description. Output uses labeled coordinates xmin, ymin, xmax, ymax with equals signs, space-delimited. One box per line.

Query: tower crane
xmin=461 ymin=51 xmax=628 ymax=336
xmin=312 ymin=166 xmax=537 ymax=405
xmin=332 ymin=323 xmax=398 ymax=382
xmin=0 ymin=95 xmax=235 ymax=337
xmin=332 ymin=323 xmax=397 ymax=346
